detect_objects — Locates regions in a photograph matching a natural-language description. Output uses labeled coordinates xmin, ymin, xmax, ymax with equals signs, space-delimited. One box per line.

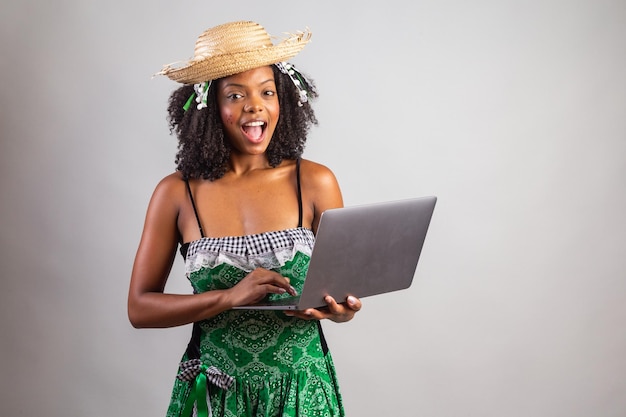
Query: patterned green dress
xmin=166 ymin=228 xmax=345 ymax=417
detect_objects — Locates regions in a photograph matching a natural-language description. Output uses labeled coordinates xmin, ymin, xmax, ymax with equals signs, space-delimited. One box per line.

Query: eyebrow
xmin=221 ymin=78 xmax=275 ymax=89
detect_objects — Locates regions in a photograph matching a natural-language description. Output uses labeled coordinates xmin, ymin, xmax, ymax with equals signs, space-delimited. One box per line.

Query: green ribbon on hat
xmin=183 ymin=92 xmax=196 ymax=111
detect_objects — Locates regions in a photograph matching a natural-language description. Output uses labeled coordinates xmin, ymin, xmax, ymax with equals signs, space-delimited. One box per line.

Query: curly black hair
xmin=167 ymin=65 xmax=319 ymax=180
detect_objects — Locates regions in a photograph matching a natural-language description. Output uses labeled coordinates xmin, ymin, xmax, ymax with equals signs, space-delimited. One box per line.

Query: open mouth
xmin=242 ymin=121 xmax=266 ymax=141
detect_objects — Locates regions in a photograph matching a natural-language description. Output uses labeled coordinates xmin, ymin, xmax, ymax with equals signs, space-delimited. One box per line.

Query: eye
xmin=227 ymin=93 xmax=243 ymax=100
xmin=264 ymin=90 xmax=276 ymax=96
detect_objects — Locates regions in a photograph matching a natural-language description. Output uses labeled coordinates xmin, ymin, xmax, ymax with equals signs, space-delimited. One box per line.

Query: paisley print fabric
xmin=166 ymin=228 xmax=345 ymax=417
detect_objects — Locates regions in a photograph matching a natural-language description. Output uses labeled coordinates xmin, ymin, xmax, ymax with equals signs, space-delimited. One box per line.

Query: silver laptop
xmin=232 ymin=196 xmax=437 ymax=310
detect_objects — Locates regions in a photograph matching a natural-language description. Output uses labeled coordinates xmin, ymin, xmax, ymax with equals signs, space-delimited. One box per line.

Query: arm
xmin=127 ymin=175 xmax=231 ymax=328
xmin=128 ymin=175 xmax=296 ymax=328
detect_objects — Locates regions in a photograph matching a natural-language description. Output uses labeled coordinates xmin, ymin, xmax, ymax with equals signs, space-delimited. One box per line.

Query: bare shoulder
xmin=149 ymin=171 xmax=187 ymax=208
xmin=154 ymin=171 xmax=185 ymax=191
xmin=299 ymin=159 xmax=340 ymax=191
xmin=299 ymin=160 xmax=343 ymax=231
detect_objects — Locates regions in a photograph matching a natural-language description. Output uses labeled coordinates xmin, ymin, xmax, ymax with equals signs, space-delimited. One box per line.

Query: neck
xmin=227 ymin=153 xmax=271 ymax=176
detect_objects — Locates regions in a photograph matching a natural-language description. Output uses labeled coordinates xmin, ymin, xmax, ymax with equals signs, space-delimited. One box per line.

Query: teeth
xmin=243 ymin=121 xmax=264 ymax=127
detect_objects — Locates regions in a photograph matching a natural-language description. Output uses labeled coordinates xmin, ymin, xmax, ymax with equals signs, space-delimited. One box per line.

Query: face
xmin=217 ymin=66 xmax=280 ymax=157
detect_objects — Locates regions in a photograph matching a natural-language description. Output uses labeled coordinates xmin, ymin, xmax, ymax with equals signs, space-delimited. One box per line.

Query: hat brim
xmin=158 ymin=33 xmax=311 ymax=84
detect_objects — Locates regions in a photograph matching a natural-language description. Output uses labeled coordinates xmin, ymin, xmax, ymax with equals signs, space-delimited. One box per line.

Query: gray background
xmin=1 ymin=1 xmax=625 ymax=416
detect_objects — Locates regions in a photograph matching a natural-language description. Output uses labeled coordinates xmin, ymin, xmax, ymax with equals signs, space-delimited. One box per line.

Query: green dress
xmin=166 ymin=227 xmax=345 ymax=417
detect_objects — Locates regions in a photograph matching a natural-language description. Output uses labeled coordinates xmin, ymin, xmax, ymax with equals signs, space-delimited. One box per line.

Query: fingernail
xmin=290 ymin=286 xmax=298 ymax=295
xmin=347 ymin=296 xmax=356 ymax=305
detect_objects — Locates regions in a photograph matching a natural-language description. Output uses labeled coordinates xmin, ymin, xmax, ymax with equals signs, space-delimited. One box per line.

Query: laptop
xmin=232 ymin=195 xmax=437 ymax=310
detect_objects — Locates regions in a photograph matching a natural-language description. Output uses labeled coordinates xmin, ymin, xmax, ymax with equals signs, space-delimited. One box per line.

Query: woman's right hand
xmin=226 ymin=268 xmax=297 ymax=307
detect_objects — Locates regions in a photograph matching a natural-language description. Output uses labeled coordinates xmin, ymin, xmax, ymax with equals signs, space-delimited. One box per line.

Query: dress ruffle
xmin=185 ymin=228 xmax=315 ymax=278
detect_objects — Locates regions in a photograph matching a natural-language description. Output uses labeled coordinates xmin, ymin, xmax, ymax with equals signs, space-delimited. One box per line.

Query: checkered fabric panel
xmin=188 ymin=228 xmax=314 ymax=258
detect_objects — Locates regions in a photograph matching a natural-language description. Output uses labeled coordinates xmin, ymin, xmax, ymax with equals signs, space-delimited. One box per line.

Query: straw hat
xmin=156 ymin=21 xmax=311 ymax=84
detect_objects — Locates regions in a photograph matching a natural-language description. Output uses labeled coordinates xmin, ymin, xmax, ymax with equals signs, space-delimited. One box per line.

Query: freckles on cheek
xmin=220 ymin=110 xmax=235 ymax=126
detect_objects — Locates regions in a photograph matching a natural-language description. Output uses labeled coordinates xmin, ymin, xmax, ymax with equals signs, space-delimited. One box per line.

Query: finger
xmin=303 ymin=308 xmax=329 ymax=320
xmin=346 ymin=295 xmax=362 ymax=311
xmin=255 ymin=272 xmax=297 ymax=296
xmin=270 ymin=275 xmax=297 ymax=296
xmin=324 ymin=296 xmax=342 ymax=314
xmin=287 ymin=285 xmax=298 ymax=296
xmin=263 ymin=284 xmax=289 ymax=295
xmin=284 ymin=309 xmax=317 ymax=320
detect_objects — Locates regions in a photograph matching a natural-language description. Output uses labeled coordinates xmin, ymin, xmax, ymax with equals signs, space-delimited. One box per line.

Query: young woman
xmin=128 ymin=21 xmax=361 ymax=417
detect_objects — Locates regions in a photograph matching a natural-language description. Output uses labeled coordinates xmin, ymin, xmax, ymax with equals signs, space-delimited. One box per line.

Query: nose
xmin=244 ymin=95 xmax=263 ymax=113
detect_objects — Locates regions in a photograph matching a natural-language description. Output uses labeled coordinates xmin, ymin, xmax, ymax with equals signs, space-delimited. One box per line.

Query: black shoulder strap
xmin=296 ymin=158 xmax=303 ymax=228
xmin=185 ymin=180 xmax=205 ymax=238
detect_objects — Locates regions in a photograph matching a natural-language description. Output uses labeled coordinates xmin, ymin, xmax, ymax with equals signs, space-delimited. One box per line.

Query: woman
xmin=128 ymin=21 xmax=361 ymax=417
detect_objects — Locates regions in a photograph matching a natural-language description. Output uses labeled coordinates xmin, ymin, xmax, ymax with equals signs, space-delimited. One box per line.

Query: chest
xmin=182 ymin=174 xmax=302 ymax=239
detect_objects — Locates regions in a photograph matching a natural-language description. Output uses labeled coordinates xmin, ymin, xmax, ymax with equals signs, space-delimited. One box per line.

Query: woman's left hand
xmin=285 ymin=295 xmax=362 ymax=323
